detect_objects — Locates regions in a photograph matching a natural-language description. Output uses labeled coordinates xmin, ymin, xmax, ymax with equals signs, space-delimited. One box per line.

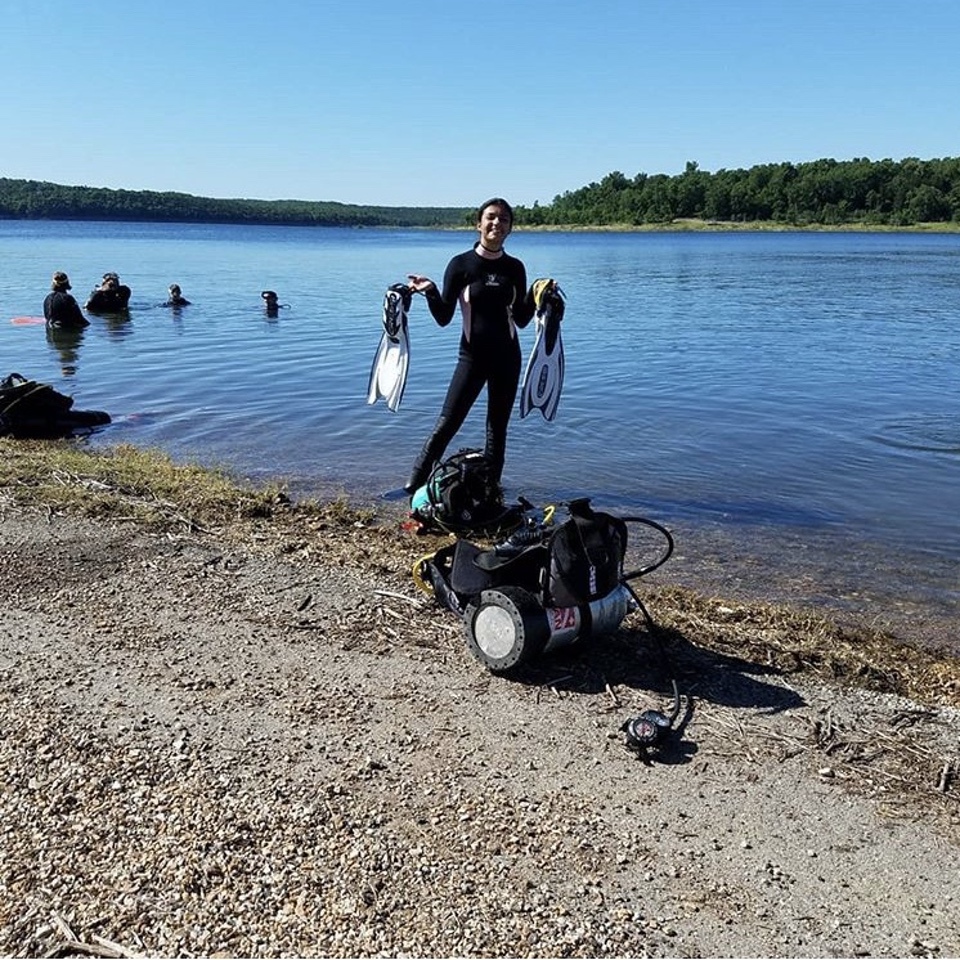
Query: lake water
xmin=2 ymin=221 xmax=958 ymax=649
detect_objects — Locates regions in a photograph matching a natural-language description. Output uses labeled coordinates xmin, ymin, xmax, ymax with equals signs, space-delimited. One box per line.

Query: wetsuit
xmin=43 ymin=291 xmax=89 ymax=328
xmin=85 ymin=285 xmax=131 ymax=313
xmin=408 ymin=245 xmax=536 ymax=490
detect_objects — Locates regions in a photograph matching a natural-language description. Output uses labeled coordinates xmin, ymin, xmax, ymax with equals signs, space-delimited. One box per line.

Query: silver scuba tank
xmin=462 ymin=582 xmax=636 ymax=673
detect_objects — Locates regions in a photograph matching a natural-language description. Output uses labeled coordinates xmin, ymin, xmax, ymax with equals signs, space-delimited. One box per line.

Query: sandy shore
xmin=1 ymin=498 xmax=959 ymax=958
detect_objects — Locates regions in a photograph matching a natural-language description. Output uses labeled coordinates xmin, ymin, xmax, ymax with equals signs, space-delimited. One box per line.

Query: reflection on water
xmin=97 ymin=313 xmax=134 ymax=340
xmin=45 ymin=324 xmax=86 ymax=377
xmin=1 ymin=222 xmax=958 ymax=651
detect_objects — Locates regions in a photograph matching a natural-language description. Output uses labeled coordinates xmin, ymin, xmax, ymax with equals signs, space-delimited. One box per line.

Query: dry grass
xmin=0 ymin=439 xmax=370 ymax=532
xmin=648 ymin=584 xmax=960 ymax=709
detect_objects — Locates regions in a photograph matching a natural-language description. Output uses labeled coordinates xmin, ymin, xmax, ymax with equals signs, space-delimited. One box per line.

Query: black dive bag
xmin=0 ymin=373 xmax=111 ymax=438
xmin=409 ymin=449 xmax=523 ymax=537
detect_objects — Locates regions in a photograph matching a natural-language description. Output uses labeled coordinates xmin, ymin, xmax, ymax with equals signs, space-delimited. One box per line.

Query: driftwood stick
xmin=90 ymin=933 xmax=144 ymax=958
xmin=46 ymin=939 xmax=128 ymax=959
xmin=374 ymin=589 xmax=424 ymax=607
xmin=380 ymin=604 xmax=411 ymax=622
xmin=936 ymin=759 xmax=954 ymax=794
xmin=50 ymin=913 xmax=78 ymax=943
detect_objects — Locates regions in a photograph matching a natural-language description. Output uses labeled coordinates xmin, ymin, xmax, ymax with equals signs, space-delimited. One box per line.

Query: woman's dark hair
xmin=476 ymin=197 xmax=514 ymax=224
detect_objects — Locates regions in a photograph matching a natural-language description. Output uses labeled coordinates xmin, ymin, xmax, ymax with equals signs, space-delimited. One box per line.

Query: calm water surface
xmin=2 ymin=222 xmax=958 ymax=647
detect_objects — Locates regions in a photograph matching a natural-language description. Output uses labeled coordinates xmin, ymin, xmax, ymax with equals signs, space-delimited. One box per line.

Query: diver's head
xmin=102 ymin=272 xmax=120 ymax=289
xmin=476 ymin=197 xmax=514 ymax=224
xmin=475 ymin=197 xmax=513 ymax=252
xmin=51 ymin=271 xmax=71 ymax=291
xmin=169 ymin=284 xmax=182 ymax=298
xmin=261 ymin=290 xmax=278 ymax=302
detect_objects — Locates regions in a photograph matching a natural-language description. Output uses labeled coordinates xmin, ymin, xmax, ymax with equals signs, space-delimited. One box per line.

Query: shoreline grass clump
xmin=0 ymin=439 xmax=372 ymax=532
xmin=649 ymin=585 xmax=960 ymax=710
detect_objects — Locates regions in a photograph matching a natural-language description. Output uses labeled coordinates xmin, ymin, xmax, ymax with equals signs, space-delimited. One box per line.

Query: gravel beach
xmin=1 ymin=494 xmax=959 ymax=958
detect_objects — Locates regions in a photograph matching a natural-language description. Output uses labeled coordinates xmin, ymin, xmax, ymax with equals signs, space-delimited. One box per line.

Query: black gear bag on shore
xmin=0 ymin=372 xmax=110 ymax=438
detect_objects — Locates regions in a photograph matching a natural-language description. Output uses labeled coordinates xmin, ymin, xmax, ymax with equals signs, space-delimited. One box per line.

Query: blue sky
xmin=1 ymin=0 xmax=956 ymax=208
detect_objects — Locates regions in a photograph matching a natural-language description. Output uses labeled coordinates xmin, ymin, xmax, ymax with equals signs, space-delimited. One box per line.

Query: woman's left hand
xmin=407 ymin=274 xmax=436 ymax=295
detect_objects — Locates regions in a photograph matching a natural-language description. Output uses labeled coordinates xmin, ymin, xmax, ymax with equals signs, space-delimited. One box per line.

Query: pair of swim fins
xmin=367 ymin=283 xmax=413 ymax=412
xmin=519 ymin=279 xmax=565 ymax=421
xmin=369 ymin=278 xmax=563 ymax=419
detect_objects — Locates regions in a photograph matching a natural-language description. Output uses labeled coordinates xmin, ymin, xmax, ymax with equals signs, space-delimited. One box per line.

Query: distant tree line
xmin=515 ymin=157 xmax=960 ymax=227
xmin=4 ymin=157 xmax=960 ymax=229
xmin=0 ymin=178 xmax=471 ymax=228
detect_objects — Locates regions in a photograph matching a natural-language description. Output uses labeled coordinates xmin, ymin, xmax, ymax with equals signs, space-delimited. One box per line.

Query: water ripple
xmin=871 ymin=415 xmax=960 ymax=454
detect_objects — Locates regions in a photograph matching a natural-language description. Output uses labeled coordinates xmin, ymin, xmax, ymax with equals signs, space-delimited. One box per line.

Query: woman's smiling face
xmin=477 ymin=203 xmax=512 ymax=250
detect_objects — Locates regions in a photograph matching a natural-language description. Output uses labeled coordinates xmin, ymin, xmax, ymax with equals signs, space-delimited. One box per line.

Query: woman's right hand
xmin=407 ymin=274 xmax=436 ymax=294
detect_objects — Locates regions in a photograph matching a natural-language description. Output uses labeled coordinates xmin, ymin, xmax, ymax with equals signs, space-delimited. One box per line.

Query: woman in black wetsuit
xmin=405 ymin=197 xmax=544 ymax=493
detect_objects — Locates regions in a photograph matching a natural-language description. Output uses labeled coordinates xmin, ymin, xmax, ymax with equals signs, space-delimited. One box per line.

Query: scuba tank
xmin=462 ymin=582 xmax=637 ymax=673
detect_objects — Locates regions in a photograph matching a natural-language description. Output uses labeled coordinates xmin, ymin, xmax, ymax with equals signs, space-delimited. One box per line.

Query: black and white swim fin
xmin=367 ymin=283 xmax=412 ymax=412
xmin=519 ymin=280 xmax=565 ymax=421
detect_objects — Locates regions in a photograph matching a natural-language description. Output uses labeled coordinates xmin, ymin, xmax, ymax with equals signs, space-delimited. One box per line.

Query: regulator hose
xmin=619 ymin=515 xmax=675 ymax=582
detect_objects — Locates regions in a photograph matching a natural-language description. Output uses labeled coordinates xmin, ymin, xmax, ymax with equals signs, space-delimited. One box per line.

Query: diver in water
xmin=85 ymin=272 xmax=131 ymax=313
xmin=43 ymin=271 xmax=89 ymax=328
xmin=261 ymin=290 xmax=287 ymax=317
xmin=165 ymin=283 xmax=191 ymax=307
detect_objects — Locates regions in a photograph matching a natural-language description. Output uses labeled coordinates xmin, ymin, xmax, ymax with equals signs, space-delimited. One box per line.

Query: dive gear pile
xmin=0 ymin=372 xmax=111 ymax=438
xmin=414 ymin=496 xmax=674 ymax=674
xmin=408 ymin=448 xmax=525 ymax=538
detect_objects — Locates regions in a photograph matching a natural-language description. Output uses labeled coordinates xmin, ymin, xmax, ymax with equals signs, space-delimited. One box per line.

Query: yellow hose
xmin=411 ymin=552 xmax=436 ymax=595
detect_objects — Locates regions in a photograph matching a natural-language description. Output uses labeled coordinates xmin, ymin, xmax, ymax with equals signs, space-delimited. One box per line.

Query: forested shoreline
xmin=528 ymin=157 xmax=960 ymax=227
xmin=3 ymin=155 xmax=960 ymax=228
xmin=0 ymin=179 xmax=469 ymax=228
